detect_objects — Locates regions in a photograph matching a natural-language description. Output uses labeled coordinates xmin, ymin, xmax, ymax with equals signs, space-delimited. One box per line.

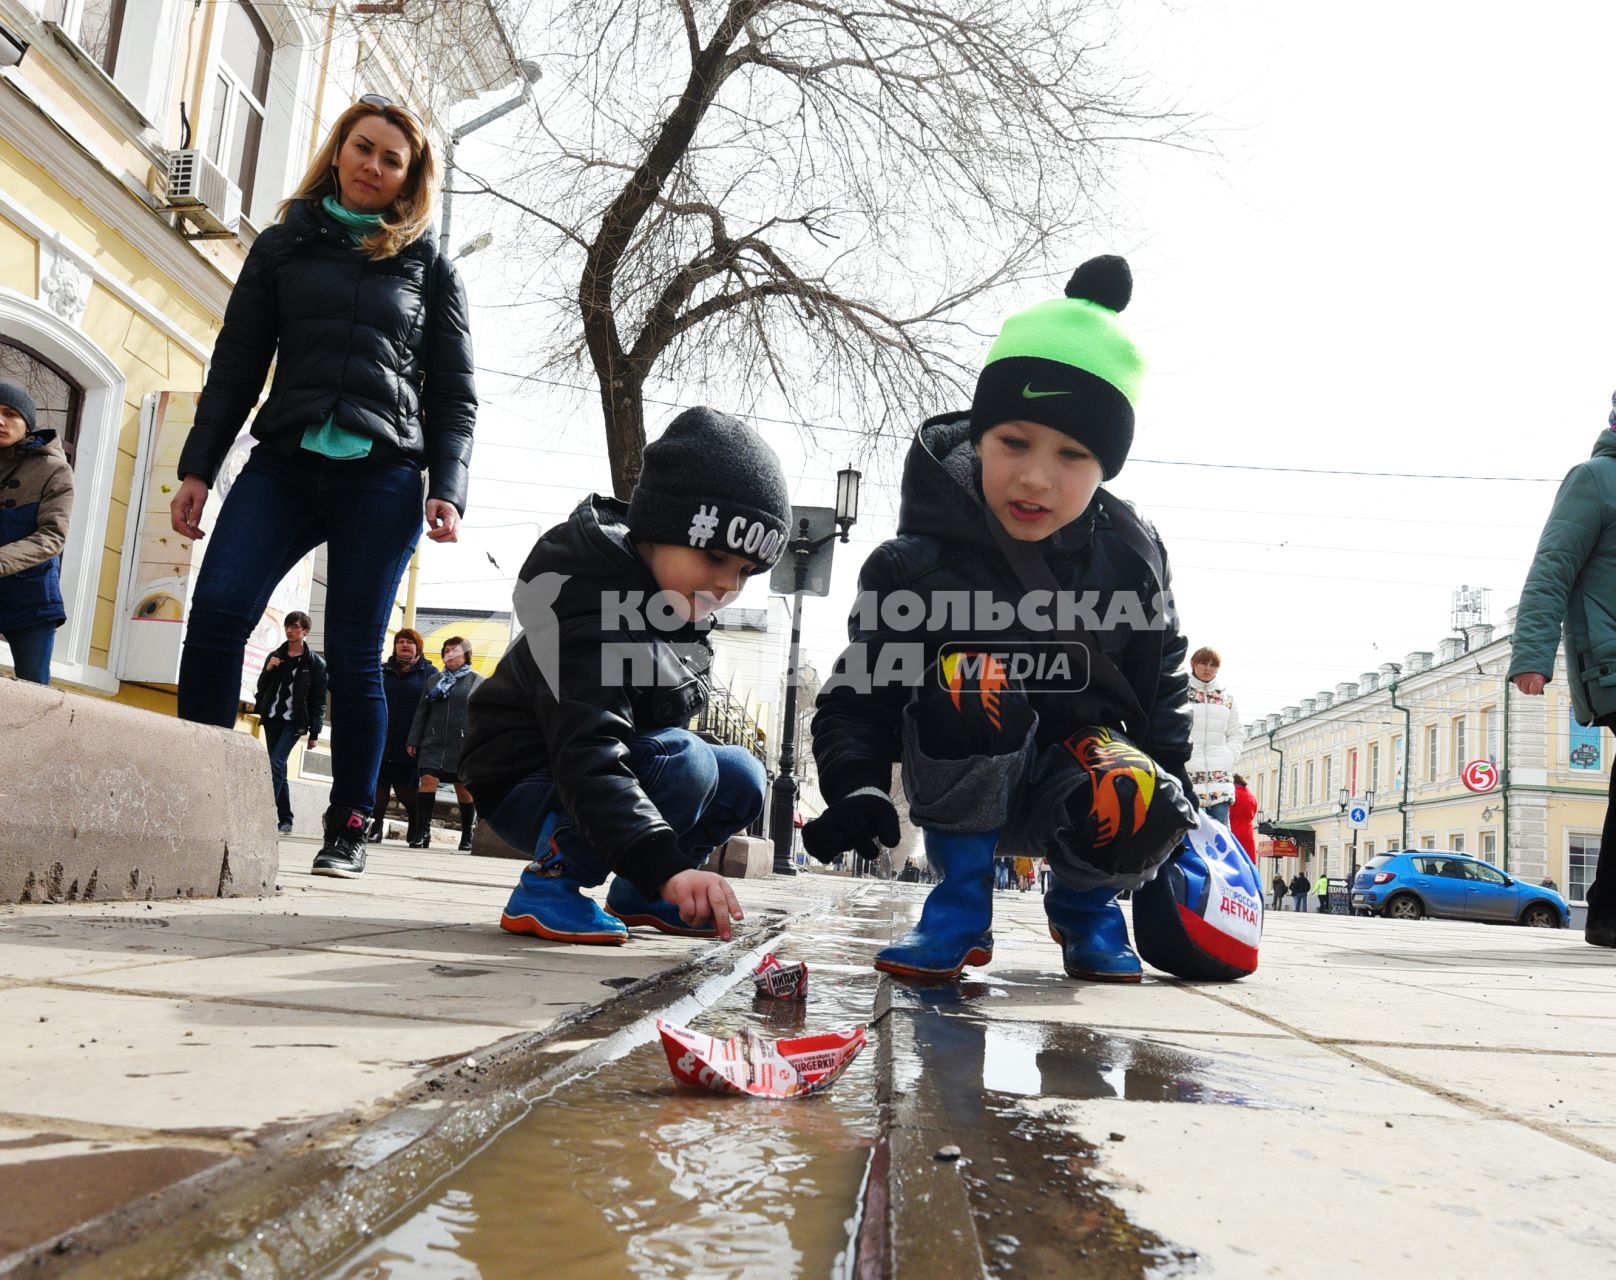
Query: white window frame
xmin=1420 ymin=835 xmax=1437 ymax=850
xmin=1448 ymin=833 xmax=1465 ymax=853
xmin=1369 ymin=741 xmax=1380 ymax=789
xmin=200 ymin=0 xmax=317 ymax=226
xmin=0 ymin=289 xmax=125 ymax=692
xmin=1568 ymin=831 xmax=1599 ymax=905
xmin=1452 ymin=715 xmax=1467 ymax=769
xmin=1426 ymin=725 xmax=1439 ymax=782
xmin=1479 ymin=830 xmax=1497 ymax=860
xmin=1482 ymin=707 xmax=1499 ymax=764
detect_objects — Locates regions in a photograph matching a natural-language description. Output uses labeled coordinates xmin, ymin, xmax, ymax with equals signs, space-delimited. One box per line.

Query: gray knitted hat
xmin=626 ymin=407 xmax=792 ymax=568
xmin=0 ymin=382 xmax=37 ymax=433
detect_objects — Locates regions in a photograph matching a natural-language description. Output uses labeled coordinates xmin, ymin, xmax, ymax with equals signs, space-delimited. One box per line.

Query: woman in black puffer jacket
xmin=171 ymin=99 xmax=476 ymax=880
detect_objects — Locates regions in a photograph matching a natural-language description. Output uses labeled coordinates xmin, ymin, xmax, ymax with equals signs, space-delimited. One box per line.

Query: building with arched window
xmin=0 ymin=0 xmax=519 ymax=703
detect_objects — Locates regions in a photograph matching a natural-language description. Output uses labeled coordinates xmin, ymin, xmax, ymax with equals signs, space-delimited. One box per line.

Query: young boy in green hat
xmin=804 ymin=256 xmax=1196 ymax=981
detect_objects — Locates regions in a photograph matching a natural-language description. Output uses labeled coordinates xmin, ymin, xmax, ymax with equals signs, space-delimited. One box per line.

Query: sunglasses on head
xmin=357 ymin=93 xmax=422 ymax=126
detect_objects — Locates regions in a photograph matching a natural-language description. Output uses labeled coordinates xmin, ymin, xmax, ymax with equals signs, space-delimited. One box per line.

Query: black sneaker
xmin=312 ymin=807 xmax=368 ymax=878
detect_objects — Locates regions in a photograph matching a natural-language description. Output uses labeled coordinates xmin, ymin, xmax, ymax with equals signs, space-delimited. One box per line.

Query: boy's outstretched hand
xmin=661 ymin=869 xmax=744 ymax=941
xmin=802 ymin=791 xmax=900 ymax=864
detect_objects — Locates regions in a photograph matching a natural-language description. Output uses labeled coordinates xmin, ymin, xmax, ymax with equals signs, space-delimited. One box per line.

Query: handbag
xmin=1132 ymin=811 xmax=1264 ymax=980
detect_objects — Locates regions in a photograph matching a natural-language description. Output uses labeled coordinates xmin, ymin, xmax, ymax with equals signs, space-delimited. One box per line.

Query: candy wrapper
xmin=751 ymin=952 xmax=809 ymax=1001
xmin=657 ymin=1018 xmax=866 ymax=1099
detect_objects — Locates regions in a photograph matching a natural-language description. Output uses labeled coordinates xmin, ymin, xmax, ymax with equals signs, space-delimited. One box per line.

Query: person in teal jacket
xmin=1508 ymin=402 xmax=1616 ymax=948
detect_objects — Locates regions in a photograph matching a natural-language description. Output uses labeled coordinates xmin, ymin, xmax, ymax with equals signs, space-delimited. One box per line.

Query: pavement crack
xmin=1181 ymin=984 xmax=1616 ymax=1163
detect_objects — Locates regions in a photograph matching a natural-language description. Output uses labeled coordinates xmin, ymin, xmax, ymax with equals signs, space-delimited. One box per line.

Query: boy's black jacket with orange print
xmin=810 ymin=412 xmax=1193 ymax=806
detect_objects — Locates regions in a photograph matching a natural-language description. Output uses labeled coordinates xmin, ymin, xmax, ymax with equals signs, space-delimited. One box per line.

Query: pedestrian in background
xmin=253 ymin=612 xmax=326 ymax=833
xmin=1271 ymin=872 xmax=1288 ymax=911
xmin=0 ymin=382 xmax=74 ymax=685
xmin=1509 ymin=394 xmax=1616 ymax=948
xmin=370 ymin=627 xmax=436 ymax=843
xmin=1290 ymin=870 xmax=1309 ymax=913
xmin=1229 ymin=773 xmax=1258 ymax=861
xmin=1314 ymin=869 xmax=1330 ymax=915
xmin=1187 ymin=646 xmax=1242 ymax=823
xmin=408 ymin=636 xmax=482 ymax=849
xmin=170 ymin=98 xmax=476 ymax=881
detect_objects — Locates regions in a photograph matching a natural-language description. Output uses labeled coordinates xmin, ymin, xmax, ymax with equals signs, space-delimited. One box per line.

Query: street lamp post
xmin=768 ymin=467 xmax=860 ymax=874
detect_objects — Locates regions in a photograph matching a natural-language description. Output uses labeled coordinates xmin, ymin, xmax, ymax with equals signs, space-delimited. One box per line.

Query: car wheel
xmin=1385 ymin=894 xmax=1424 ymax=921
xmin=1521 ymin=902 xmax=1559 ymax=928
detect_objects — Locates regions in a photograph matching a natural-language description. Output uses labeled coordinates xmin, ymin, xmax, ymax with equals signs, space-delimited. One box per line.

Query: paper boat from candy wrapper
xmin=751 ymin=952 xmax=808 ymax=1000
xmin=657 ymin=1018 xmax=866 ymax=1098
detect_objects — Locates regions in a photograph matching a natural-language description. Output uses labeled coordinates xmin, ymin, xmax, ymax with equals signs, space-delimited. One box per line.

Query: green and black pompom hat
xmin=968 ymin=255 xmax=1146 ymax=479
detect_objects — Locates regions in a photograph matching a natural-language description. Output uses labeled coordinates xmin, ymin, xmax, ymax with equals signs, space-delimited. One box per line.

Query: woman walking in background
xmin=1509 ymin=394 xmax=1616 ymax=948
xmin=371 ymin=627 xmax=436 ymax=843
xmin=1186 ymin=646 xmax=1243 ymax=823
xmin=170 ymin=98 xmax=476 ymax=880
xmin=408 ymin=637 xmax=482 ymax=849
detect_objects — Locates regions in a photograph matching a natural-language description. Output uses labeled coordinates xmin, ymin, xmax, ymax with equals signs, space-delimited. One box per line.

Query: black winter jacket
xmin=381 ymin=654 xmax=438 ymax=761
xmin=179 ymin=199 xmax=477 ymax=512
xmin=812 ymin=413 xmax=1193 ymax=805
xmin=460 ymin=497 xmax=713 ymax=898
xmin=253 ymin=642 xmax=328 ymax=737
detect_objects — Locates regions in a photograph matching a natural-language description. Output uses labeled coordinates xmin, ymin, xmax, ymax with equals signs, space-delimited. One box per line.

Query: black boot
xmin=410 ymin=794 xmax=436 ymax=848
xmin=312 ymin=807 xmax=368 ymax=878
xmin=458 ymin=801 xmax=477 ymax=852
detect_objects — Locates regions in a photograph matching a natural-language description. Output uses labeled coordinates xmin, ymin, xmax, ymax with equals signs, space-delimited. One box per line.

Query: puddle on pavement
xmin=323 ymin=905 xmax=892 ymax=1280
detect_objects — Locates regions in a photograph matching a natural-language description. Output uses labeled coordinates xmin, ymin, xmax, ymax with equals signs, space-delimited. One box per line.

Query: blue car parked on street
xmin=1351 ymin=852 xmax=1570 ymax=927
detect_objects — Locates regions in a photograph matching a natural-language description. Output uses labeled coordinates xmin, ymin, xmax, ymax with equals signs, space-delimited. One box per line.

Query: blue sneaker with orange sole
xmin=499 ymin=821 xmax=627 ymax=946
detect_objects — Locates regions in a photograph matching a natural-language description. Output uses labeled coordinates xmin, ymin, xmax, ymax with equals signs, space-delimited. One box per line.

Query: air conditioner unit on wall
xmin=165 ymin=149 xmax=242 ymax=238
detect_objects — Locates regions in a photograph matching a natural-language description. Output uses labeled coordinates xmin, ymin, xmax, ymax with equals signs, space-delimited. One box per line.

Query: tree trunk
xmin=599 ymin=374 xmax=647 ymax=499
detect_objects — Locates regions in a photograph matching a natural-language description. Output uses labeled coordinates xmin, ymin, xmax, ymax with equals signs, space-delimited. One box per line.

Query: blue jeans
xmin=177 ymin=448 xmax=423 ymax=812
xmin=486 ymin=728 xmax=766 ymax=886
xmin=3 ymin=623 xmax=55 ymax=684
xmin=1205 ymin=801 xmax=1231 ymax=825
xmin=263 ymin=719 xmax=299 ymax=823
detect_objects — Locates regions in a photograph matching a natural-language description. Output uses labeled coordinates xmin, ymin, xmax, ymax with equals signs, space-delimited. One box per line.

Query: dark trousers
xmin=3 ymin=623 xmax=56 ymax=684
xmin=1317 ymin=894 xmax=1329 ymax=914
xmin=1292 ymin=892 xmax=1307 ymax=912
xmin=1272 ymin=889 xmax=1285 ymax=910
xmin=262 ymin=719 xmax=299 ymax=824
xmin=373 ymin=756 xmax=421 ymax=833
xmin=1594 ymin=764 xmax=1616 ymax=919
xmin=177 ymin=449 xmax=423 ymax=813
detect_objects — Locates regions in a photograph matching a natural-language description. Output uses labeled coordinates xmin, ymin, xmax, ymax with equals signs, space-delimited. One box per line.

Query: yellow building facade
xmin=1237 ymin=610 xmax=1607 ymax=909
xmin=0 ymin=0 xmax=516 ymax=708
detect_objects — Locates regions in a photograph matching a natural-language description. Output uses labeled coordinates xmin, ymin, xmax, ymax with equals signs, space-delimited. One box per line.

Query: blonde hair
xmin=279 ymin=102 xmax=438 ymax=261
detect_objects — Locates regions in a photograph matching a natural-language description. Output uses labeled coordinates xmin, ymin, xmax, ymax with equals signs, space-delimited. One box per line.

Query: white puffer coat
xmin=1187 ymin=676 xmax=1242 ymax=806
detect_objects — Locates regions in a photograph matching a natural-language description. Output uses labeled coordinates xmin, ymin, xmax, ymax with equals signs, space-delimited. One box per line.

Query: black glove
xmin=802 ymin=791 xmax=900 ymax=864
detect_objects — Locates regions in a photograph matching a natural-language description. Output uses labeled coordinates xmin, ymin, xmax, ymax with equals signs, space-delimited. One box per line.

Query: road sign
xmin=1460 ymin=759 xmax=1499 ymax=793
xmin=1346 ymin=802 xmax=1369 ymax=828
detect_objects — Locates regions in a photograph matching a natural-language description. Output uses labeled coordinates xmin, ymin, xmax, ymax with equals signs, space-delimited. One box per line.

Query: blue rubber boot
xmin=606 ymin=874 xmax=719 ymax=938
xmin=500 ymin=817 xmax=627 ymax=946
xmin=874 ymin=830 xmax=997 ymax=979
xmin=1045 ymin=883 xmax=1142 ymax=982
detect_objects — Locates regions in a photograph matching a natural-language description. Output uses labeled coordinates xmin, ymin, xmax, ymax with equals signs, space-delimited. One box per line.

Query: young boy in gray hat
xmin=0 ymin=382 xmax=75 ymax=684
xmin=462 ymin=407 xmax=791 ymax=944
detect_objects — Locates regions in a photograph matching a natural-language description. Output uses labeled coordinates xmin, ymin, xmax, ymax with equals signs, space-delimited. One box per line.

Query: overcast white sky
xmin=422 ymin=0 xmax=1616 ymax=725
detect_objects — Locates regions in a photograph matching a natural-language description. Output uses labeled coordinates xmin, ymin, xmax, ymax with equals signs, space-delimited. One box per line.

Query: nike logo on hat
xmin=1021 ymin=383 xmax=1072 ymax=399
